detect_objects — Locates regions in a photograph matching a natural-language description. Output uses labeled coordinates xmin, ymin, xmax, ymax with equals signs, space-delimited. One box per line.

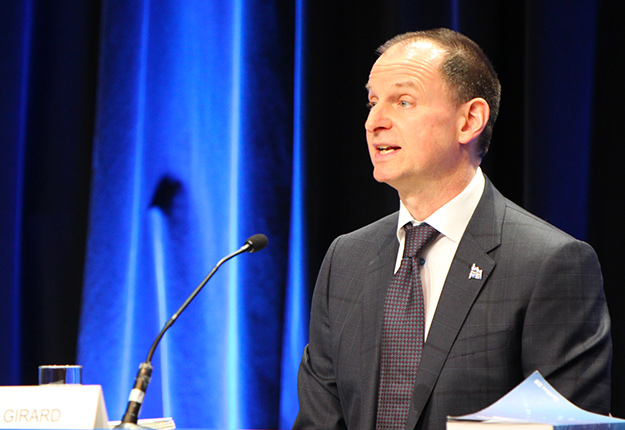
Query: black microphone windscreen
xmin=245 ymin=234 xmax=268 ymax=253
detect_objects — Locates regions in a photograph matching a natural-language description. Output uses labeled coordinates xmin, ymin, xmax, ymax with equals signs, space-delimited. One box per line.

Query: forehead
xmin=367 ymin=40 xmax=447 ymax=91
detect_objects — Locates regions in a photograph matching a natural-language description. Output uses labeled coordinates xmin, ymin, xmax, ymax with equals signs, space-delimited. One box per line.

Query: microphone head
xmin=245 ymin=234 xmax=268 ymax=253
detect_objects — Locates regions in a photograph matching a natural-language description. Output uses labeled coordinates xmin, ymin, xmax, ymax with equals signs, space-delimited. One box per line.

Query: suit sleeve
xmin=521 ymin=238 xmax=612 ymax=414
xmin=293 ymin=238 xmax=347 ymax=430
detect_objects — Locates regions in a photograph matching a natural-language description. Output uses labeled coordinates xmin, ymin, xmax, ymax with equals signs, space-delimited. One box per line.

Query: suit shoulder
xmin=499 ymin=196 xmax=598 ymax=261
xmin=341 ymin=212 xmax=398 ymax=241
xmin=503 ymin=197 xmax=579 ymax=241
xmin=323 ymin=212 xmax=398 ymax=264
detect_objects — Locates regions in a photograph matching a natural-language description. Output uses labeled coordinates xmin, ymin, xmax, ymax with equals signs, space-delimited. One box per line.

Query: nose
xmin=365 ymin=103 xmax=392 ymax=133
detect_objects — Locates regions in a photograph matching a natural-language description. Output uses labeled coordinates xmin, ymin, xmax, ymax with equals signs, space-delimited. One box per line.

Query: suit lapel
xmin=361 ymin=216 xmax=399 ymax=428
xmin=406 ymin=178 xmax=505 ymax=429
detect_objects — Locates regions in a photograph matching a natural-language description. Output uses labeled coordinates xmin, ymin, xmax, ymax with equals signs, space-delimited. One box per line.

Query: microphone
xmin=115 ymin=234 xmax=268 ymax=429
xmin=243 ymin=233 xmax=268 ymax=253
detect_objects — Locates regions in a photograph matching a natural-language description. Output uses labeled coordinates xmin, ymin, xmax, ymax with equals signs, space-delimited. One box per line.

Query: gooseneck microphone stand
xmin=114 ymin=234 xmax=268 ymax=429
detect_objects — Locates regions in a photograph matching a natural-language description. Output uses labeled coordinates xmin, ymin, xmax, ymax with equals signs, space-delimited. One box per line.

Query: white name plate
xmin=0 ymin=385 xmax=109 ymax=429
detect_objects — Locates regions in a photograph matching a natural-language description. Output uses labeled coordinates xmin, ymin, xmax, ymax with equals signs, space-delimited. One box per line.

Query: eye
xmin=366 ymin=100 xmax=377 ymax=109
xmin=399 ymin=99 xmax=412 ymax=108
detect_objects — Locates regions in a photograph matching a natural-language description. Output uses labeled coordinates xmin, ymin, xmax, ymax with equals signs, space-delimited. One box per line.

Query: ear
xmin=458 ymin=97 xmax=490 ymax=145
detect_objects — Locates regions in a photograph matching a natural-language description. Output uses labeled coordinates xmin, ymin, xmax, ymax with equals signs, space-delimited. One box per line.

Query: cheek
xmin=418 ymin=115 xmax=459 ymax=149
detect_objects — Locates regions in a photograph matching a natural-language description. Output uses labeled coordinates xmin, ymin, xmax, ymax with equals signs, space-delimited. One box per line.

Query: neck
xmin=398 ymin=166 xmax=478 ymax=221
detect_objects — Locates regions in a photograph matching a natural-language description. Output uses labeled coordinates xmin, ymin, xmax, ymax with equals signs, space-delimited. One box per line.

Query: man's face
xmin=365 ymin=40 xmax=466 ymax=195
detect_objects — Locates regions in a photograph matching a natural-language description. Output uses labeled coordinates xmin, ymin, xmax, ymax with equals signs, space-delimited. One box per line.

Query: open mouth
xmin=376 ymin=145 xmax=400 ymax=155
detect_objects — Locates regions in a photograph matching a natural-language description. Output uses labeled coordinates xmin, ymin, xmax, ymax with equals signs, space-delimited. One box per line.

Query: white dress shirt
xmin=395 ymin=168 xmax=485 ymax=339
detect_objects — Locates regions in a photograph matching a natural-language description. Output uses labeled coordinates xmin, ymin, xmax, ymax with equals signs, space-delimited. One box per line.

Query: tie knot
xmin=403 ymin=223 xmax=439 ymax=259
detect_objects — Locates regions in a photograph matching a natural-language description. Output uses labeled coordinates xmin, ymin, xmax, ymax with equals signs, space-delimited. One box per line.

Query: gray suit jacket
xmin=294 ymin=178 xmax=611 ymax=430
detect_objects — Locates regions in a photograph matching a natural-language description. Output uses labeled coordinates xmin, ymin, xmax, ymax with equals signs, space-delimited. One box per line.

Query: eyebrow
xmin=393 ymin=81 xmax=418 ymax=89
xmin=365 ymin=80 xmax=419 ymax=91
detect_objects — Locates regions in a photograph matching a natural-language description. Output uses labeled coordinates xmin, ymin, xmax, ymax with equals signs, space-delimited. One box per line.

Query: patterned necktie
xmin=376 ymin=223 xmax=440 ymax=430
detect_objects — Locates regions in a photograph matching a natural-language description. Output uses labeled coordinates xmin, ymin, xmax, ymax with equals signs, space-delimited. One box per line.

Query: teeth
xmin=378 ymin=146 xmax=395 ymax=154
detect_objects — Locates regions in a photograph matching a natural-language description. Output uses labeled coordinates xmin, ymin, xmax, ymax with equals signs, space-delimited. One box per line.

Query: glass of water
xmin=38 ymin=365 xmax=82 ymax=385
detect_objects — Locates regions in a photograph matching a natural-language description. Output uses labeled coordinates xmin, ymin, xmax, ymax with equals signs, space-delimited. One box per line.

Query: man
xmin=293 ymin=28 xmax=611 ymax=430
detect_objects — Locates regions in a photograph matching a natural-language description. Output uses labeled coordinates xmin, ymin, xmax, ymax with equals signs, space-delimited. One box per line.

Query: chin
xmin=372 ymin=169 xmax=387 ymax=184
xmin=372 ymin=171 xmax=397 ymax=187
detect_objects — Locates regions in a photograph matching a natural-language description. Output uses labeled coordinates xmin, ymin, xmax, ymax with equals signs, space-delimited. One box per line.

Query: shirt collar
xmin=397 ymin=167 xmax=485 ymax=244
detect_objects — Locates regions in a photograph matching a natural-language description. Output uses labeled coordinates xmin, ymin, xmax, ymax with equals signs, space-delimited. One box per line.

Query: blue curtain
xmin=74 ymin=1 xmax=306 ymax=428
xmin=0 ymin=0 xmax=30 ymax=386
xmin=2 ymin=0 xmax=625 ymax=428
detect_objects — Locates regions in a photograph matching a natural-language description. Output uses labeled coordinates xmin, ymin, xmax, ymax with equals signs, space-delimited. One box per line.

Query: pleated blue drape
xmin=0 ymin=0 xmax=32 ymax=385
xmin=76 ymin=1 xmax=307 ymax=428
